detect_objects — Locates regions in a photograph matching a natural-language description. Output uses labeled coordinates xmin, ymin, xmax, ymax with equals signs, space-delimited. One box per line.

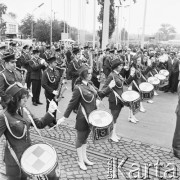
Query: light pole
xmin=50 ymin=0 xmax=52 ymax=45
xmin=31 ymin=3 xmax=44 ymax=39
xmin=123 ymin=17 xmax=127 ymax=45
xmin=141 ymin=0 xmax=147 ymax=49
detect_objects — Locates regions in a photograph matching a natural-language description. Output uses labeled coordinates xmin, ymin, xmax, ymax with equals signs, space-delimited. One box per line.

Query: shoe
xmin=33 ymin=102 xmax=38 ymax=106
xmin=110 ymin=136 xmax=119 ymax=142
xmin=154 ymin=91 xmax=158 ymax=96
xmin=84 ymin=159 xmax=94 ymax=166
xmin=77 ymin=161 xmax=87 ymax=171
xmin=147 ymin=100 xmax=153 ymax=104
xmin=164 ymin=90 xmax=169 ymax=93
xmin=133 ymin=116 xmax=139 ymax=122
xmin=48 ymin=123 xmax=56 ymax=128
xmin=140 ymin=107 xmax=146 ymax=113
xmin=128 ymin=118 xmax=137 ymax=124
xmin=37 ymin=101 xmax=43 ymax=105
xmin=73 ymin=109 xmax=77 ymax=114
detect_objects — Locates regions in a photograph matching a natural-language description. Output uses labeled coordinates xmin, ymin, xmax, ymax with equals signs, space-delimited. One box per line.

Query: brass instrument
xmin=54 ymin=68 xmax=67 ymax=102
xmin=16 ymin=67 xmax=27 ymax=86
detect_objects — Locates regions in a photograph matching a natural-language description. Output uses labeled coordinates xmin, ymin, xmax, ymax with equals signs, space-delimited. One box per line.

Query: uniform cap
xmin=55 ymin=48 xmax=61 ymax=52
xmin=23 ymin=45 xmax=28 ymax=49
xmin=32 ymin=49 xmax=39 ymax=54
xmin=3 ymin=54 xmax=17 ymax=62
xmin=47 ymin=56 xmax=56 ymax=63
xmin=5 ymin=83 xmax=23 ymax=97
xmin=111 ymin=59 xmax=124 ymax=70
xmin=0 ymin=45 xmax=6 ymax=50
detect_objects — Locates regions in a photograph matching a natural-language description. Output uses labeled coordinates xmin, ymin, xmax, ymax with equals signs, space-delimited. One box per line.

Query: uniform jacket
xmin=102 ymin=71 xmax=134 ymax=109
xmin=20 ymin=52 xmax=31 ymax=71
xmin=103 ymin=55 xmax=112 ymax=77
xmin=0 ymin=69 xmax=22 ymax=98
xmin=0 ymin=108 xmax=55 ymax=167
xmin=167 ymin=57 xmax=179 ymax=75
xmin=64 ymin=82 xmax=111 ymax=131
xmin=68 ymin=59 xmax=81 ymax=79
xmin=29 ymin=56 xmax=45 ymax=80
xmin=40 ymin=52 xmax=51 ymax=62
xmin=41 ymin=67 xmax=61 ymax=97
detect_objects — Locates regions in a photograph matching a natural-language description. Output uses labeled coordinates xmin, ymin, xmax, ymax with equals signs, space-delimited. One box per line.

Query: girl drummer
xmin=0 ymin=83 xmax=58 ymax=180
xmin=57 ymin=67 xmax=115 ymax=170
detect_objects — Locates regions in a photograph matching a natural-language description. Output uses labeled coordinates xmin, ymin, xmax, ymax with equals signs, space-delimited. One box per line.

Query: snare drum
xmin=89 ymin=110 xmax=113 ymax=143
xmin=139 ymin=82 xmax=154 ymax=100
xmin=147 ymin=76 xmax=160 ymax=90
xmin=21 ymin=143 xmax=60 ymax=180
xmin=159 ymin=69 xmax=169 ymax=82
xmin=154 ymin=74 xmax=166 ymax=86
xmin=121 ymin=90 xmax=140 ymax=114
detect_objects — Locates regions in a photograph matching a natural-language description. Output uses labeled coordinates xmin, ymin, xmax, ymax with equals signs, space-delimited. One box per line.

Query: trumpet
xmin=16 ymin=67 xmax=27 ymax=86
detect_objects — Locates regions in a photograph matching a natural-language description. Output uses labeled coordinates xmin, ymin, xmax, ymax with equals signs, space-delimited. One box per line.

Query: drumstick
xmin=47 ymin=99 xmax=61 ymax=114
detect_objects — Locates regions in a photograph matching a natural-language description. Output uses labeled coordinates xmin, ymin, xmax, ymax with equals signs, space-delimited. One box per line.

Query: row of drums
xmin=88 ymin=69 xmax=169 ymax=144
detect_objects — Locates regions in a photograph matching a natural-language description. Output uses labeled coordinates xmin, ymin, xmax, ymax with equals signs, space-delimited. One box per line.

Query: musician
xmin=20 ymin=45 xmax=32 ymax=90
xmin=8 ymin=42 xmax=16 ymax=54
xmin=68 ymin=47 xmax=82 ymax=91
xmin=0 ymin=83 xmax=59 ymax=180
xmin=57 ymin=67 xmax=115 ymax=170
xmin=40 ymin=45 xmax=51 ymax=62
xmin=29 ymin=50 xmax=46 ymax=106
xmin=42 ymin=57 xmax=61 ymax=126
xmin=165 ymin=51 xmax=179 ymax=93
xmin=102 ymin=59 xmax=135 ymax=142
xmin=103 ymin=48 xmax=112 ymax=78
xmin=0 ymin=46 xmax=6 ymax=72
xmin=0 ymin=54 xmax=22 ymax=100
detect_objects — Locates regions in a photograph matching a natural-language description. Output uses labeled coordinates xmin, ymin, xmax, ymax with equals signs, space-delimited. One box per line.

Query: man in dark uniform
xmin=8 ymin=42 xmax=16 ymax=54
xmin=20 ymin=45 xmax=32 ymax=90
xmin=103 ymin=48 xmax=112 ymax=78
xmin=42 ymin=57 xmax=61 ymax=125
xmin=40 ymin=45 xmax=51 ymax=62
xmin=29 ymin=49 xmax=46 ymax=106
xmin=0 ymin=54 xmax=22 ymax=100
xmin=68 ymin=47 xmax=82 ymax=91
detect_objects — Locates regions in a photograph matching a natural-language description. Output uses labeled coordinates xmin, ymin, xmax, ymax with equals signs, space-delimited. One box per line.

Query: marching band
xmin=0 ymin=42 xmax=180 ymax=179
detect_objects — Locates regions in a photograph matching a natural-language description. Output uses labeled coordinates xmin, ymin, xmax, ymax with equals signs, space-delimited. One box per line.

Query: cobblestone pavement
xmin=1 ymin=124 xmax=180 ymax=180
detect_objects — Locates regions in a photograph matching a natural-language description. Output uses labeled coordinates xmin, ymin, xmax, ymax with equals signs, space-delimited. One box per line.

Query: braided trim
xmin=113 ymin=75 xmax=123 ymax=89
xmin=3 ymin=113 xmax=27 ymax=139
xmin=78 ymin=86 xmax=94 ymax=103
xmin=46 ymin=70 xmax=55 ymax=83
xmin=72 ymin=61 xmax=78 ymax=70
xmin=1 ymin=73 xmax=11 ymax=86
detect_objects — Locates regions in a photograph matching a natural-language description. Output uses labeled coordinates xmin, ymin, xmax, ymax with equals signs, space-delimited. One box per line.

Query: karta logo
xmin=107 ymin=158 xmax=179 ymax=179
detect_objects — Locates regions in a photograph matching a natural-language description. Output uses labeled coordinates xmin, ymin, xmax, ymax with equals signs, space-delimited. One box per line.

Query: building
xmin=2 ymin=14 xmax=18 ymax=39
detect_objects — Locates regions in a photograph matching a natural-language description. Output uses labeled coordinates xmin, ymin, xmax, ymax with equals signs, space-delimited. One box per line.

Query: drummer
xmin=57 ymin=67 xmax=115 ymax=170
xmin=0 ymin=83 xmax=60 ymax=180
xmin=102 ymin=59 xmax=136 ymax=142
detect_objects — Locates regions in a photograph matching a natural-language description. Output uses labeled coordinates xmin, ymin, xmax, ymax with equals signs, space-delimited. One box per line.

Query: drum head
xmin=147 ymin=77 xmax=160 ymax=85
xmin=21 ymin=144 xmax=57 ymax=176
xmin=89 ymin=110 xmax=113 ymax=127
xmin=121 ymin=90 xmax=140 ymax=102
xmin=159 ymin=69 xmax=169 ymax=77
xmin=155 ymin=74 xmax=166 ymax=80
xmin=139 ymin=82 xmax=154 ymax=92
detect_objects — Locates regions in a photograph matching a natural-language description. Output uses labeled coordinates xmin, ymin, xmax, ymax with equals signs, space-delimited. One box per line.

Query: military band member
xmin=40 ymin=45 xmax=51 ymax=61
xmin=42 ymin=57 xmax=61 ymax=126
xmin=0 ymin=46 xmax=6 ymax=72
xmin=103 ymin=48 xmax=112 ymax=78
xmin=8 ymin=42 xmax=16 ymax=54
xmin=0 ymin=54 xmax=22 ymax=100
xmin=102 ymin=59 xmax=135 ymax=142
xmin=68 ymin=47 xmax=82 ymax=91
xmin=29 ymin=50 xmax=46 ymax=106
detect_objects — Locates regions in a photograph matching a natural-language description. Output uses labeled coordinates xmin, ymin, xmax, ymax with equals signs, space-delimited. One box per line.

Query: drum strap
xmin=112 ymin=90 xmax=124 ymax=105
xmin=132 ymin=80 xmax=141 ymax=92
xmin=80 ymin=103 xmax=89 ymax=124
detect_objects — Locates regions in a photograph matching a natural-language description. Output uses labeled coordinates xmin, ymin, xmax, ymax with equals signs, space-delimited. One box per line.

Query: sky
xmin=1 ymin=0 xmax=180 ymax=35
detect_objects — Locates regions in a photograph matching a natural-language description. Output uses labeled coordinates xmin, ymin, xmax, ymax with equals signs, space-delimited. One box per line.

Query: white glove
xmin=52 ymin=90 xmax=58 ymax=96
xmin=96 ymin=99 xmax=101 ymax=108
xmin=57 ymin=117 xmax=65 ymax=125
xmin=48 ymin=100 xmax=57 ymax=113
xmin=108 ymin=80 xmax=116 ymax=89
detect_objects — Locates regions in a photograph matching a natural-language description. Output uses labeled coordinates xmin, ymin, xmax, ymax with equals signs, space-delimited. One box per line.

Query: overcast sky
xmin=1 ymin=0 xmax=180 ymax=35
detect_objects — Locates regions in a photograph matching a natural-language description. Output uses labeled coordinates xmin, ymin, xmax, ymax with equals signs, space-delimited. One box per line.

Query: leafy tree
xmin=8 ymin=12 xmax=17 ymax=19
xmin=19 ymin=14 xmax=35 ymax=38
xmin=97 ymin=0 xmax=116 ymax=47
xmin=158 ymin=23 xmax=176 ymax=41
xmin=0 ymin=3 xmax=7 ymax=39
xmin=34 ymin=19 xmax=50 ymax=43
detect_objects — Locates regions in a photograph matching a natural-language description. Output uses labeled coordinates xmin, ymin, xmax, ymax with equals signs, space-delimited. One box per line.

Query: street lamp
xmin=31 ymin=3 xmax=44 ymax=39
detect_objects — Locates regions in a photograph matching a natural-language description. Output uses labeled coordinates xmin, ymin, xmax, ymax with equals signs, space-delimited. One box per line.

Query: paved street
xmin=0 ymin=80 xmax=180 ymax=179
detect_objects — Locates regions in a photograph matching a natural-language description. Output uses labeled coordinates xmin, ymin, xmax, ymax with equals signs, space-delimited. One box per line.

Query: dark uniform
xmin=42 ymin=66 xmax=61 ymax=120
xmin=41 ymin=51 xmax=51 ymax=62
xmin=103 ymin=54 xmax=112 ymax=78
xmin=29 ymin=54 xmax=45 ymax=105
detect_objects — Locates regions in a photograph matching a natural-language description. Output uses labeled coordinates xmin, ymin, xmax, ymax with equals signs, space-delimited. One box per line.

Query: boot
xmin=82 ymin=144 xmax=94 ymax=166
xmin=147 ymin=99 xmax=153 ymax=104
xmin=113 ymin=124 xmax=120 ymax=140
xmin=77 ymin=147 xmax=87 ymax=170
xmin=154 ymin=91 xmax=158 ymax=96
xmin=140 ymin=102 xmax=146 ymax=113
xmin=110 ymin=125 xmax=119 ymax=142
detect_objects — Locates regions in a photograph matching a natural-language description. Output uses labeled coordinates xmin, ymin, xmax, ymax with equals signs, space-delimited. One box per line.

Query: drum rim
xmin=155 ymin=74 xmax=166 ymax=80
xmin=147 ymin=77 xmax=160 ymax=85
xmin=139 ymin=82 xmax=154 ymax=91
xmin=121 ymin=90 xmax=140 ymax=102
xmin=21 ymin=143 xmax=58 ymax=176
xmin=89 ymin=109 xmax=113 ymax=127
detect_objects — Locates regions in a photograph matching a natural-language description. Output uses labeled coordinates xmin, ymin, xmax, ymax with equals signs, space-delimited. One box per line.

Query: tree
xmin=97 ymin=0 xmax=116 ymax=47
xmin=19 ymin=14 xmax=35 ymax=38
xmin=0 ymin=3 xmax=7 ymax=40
xmin=158 ymin=23 xmax=176 ymax=41
xmin=8 ymin=12 xmax=17 ymax=19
